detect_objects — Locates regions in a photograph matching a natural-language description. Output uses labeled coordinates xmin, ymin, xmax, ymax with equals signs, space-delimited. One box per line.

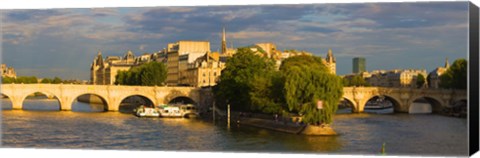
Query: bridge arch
xmin=163 ymin=89 xmax=199 ymax=105
xmin=21 ymin=91 xmax=61 ymax=111
xmin=168 ymin=96 xmax=197 ymax=105
xmin=364 ymin=94 xmax=402 ymax=112
xmin=117 ymin=94 xmax=156 ymax=113
xmin=71 ymin=93 xmax=109 ymax=112
xmin=409 ymin=96 xmax=443 ymax=113
xmin=338 ymin=97 xmax=356 ymax=113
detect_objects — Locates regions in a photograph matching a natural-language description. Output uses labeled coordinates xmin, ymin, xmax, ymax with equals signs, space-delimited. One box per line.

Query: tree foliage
xmin=2 ymin=76 xmax=38 ymax=84
xmin=439 ymin=59 xmax=467 ymax=89
xmin=214 ymin=48 xmax=278 ymax=112
xmin=115 ymin=61 xmax=167 ymax=86
xmin=2 ymin=77 xmax=15 ymax=83
xmin=343 ymin=75 xmax=370 ymax=87
xmin=416 ymin=74 xmax=425 ymax=88
xmin=214 ymin=52 xmax=343 ymax=125
xmin=281 ymin=55 xmax=343 ymax=124
xmin=52 ymin=77 xmax=62 ymax=84
xmin=41 ymin=78 xmax=53 ymax=83
xmin=249 ymin=71 xmax=284 ymax=114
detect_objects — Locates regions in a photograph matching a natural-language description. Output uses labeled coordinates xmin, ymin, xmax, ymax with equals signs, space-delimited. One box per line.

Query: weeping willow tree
xmin=280 ymin=55 xmax=343 ymax=125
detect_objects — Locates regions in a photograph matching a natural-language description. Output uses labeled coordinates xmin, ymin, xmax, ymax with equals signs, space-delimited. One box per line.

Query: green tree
xmin=52 ymin=77 xmax=62 ymax=84
xmin=342 ymin=77 xmax=350 ymax=86
xmin=41 ymin=78 xmax=52 ymax=83
xmin=249 ymin=71 xmax=284 ymax=114
xmin=440 ymin=59 xmax=467 ymax=89
xmin=27 ymin=76 xmax=38 ymax=83
xmin=281 ymin=55 xmax=343 ymax=125
xmin=139 ymin=62 xmax=168 ymax=86
xmin=115 ymin=71 xmax=126 ymax=85
xmin=416 ymin=74 xmax=425 ymax=88
xmin=350 ymin=75 xmax=370 ymax=87
xmin=114 ymin=62 xmax=167 ymax=86
xmin=2 ymin=77 xmax=15 ymax=83
xmin=214 ymin=47 xmax=277 ymax=112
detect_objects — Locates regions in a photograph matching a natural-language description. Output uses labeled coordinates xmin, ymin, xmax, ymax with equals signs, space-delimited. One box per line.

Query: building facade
xmin=166 ymin=40 xmax=211 ymax=86
xmin=1 ymin=64 xmax=17 ymax=78
xmin=353 ymin=57 xmax=366 ymax=73
xmin=185 ymin=52 xmax=225 ymax=87
xmin=89 ymin=27 xmax=337 ymax=87
xmin=427 ymin=58 xmax=450 ymax=89
xmin=345 ymin=69 xmax=427 ymax=88
xmin=90 ymin=51 xmax=139 ymax=85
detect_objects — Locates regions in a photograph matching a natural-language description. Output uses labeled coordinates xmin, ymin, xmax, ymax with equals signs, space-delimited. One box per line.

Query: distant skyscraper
xmin=353 ymin=57 xmax=366 ymax=73
xmin=221 ymin=27 xmax=227 ymax=54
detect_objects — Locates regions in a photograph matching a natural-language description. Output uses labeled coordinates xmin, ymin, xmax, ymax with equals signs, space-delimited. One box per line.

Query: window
xmin=214 ymin=72 xmax=217 ymax=76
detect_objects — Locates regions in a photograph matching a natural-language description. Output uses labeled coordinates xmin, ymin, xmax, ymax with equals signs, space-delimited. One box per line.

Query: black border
xmin=469 ymin=1 xmax=479 ymax=156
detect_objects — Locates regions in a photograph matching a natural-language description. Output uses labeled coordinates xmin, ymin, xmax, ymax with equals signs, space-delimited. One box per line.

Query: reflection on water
xmin=1 ymin=99 xmax=468 ymax=156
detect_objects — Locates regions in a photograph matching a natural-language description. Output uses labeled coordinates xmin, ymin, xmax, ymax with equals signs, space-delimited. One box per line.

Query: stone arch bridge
xmin=342 ymin=87 xmax=467 ymax=113
xmin=1 ymin=84 xmax=466 ymax=113
xmin=1 ymin=84 xmax=213 ymax=111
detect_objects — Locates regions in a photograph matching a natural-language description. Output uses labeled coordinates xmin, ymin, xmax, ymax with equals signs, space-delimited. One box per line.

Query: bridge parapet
xmin=342 ymin=87 xmax=467 ymax=113
xmin=1 ymin=84 xmax=209 ymax=111
xmin=1 ymin=84 xmax=464 ymax=113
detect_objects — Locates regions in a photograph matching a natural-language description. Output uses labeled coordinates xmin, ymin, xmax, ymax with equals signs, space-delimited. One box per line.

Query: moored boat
xmin=364 ymin=97 xmax=393 ymax=110
xmin=133 ymin=105 xmax=160 ymax=117
xmin=157 ymin=104 xmax=198 ymax=118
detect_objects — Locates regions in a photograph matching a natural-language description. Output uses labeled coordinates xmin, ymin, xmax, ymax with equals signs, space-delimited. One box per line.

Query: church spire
xmin=95 ymin=51 xmax=104 ymax=66
xmin=326 ymin=48 xmax=335 ymax=63
xmin=444 ymin=57 xmax=450 ymax=68
xmin=221 ymin=26 xmax=227 ymax=54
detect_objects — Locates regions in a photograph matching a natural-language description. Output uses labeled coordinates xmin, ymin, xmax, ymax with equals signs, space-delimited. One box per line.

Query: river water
xmin=1 ymin=98 xmax=468 ymax=156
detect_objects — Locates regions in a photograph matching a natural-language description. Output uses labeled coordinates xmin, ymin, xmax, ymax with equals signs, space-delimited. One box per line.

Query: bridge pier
xmin=59 ymin=96 xmax=74 ymax=111
xmin=352 ymin=99 xmax=367 ymax=113
xmin=107 ymin=98 xmax=120 ymax=112
xmin=11 ymin=97 xmax=23 ymax=110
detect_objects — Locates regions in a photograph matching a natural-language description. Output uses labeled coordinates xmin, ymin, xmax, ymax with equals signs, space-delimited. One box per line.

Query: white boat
xmin=157 ymin=104 xmax=198 ymax=118
xmin=133 ymin=105 xmax=160 ymax=117
xmin=364 ymin=97 xmax=393 ymax=110
xmin=180 ymin=104 xmax=199 ymax=118
xmin=158 ymin=105 xmax=182 ymax=117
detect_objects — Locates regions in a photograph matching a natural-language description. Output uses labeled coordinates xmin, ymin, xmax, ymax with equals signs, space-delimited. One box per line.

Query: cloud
xmin=2 ymin=2 xmax=470 ymax=79
xmin=91 ymin=8 xmax=118 ymax=17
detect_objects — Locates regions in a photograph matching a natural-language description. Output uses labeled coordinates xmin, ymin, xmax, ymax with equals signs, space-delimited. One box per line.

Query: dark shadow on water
xmin=22 ymin=99 xmax=61 ymax=111
xmin=72 ymin=101 xmax=106 ymax=113
xmin=73 ymin=94 xmax=109 ymax=112
xmin=1 ymin=98 xmax=13 ymax=110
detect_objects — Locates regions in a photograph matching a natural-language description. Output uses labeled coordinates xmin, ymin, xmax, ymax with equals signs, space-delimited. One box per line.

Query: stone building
xmin=185 ymin=52 xmax=226 ymax=87
xmin=427 ymin=58 xmax=450 ymax=88
xmin=166 ymin=40 xmax=211 ymax=86
xmin=248 ymin=43 xmax=336 ymax=74
xmin=346 ymin=69 xmax=427 ymax=88
xmin=90 ymin=51 xmax=139 ymax=85
xmin=1 ymin=64 xmax=17 ymax=78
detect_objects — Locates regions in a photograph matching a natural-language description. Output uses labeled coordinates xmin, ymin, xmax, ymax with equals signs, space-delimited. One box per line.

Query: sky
xmin=1 ymin=2 xmax=470 ymax=80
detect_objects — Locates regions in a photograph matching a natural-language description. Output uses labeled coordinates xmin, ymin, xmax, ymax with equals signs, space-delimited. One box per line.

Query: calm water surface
xmin=1 ymin=98 xmax=468 ymax=156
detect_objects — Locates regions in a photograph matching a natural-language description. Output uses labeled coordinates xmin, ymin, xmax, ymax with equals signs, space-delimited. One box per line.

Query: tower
xmin=91 ymin=51 xmax=104 ymax=85
xmin=221 ymin=27 xmax=227 ymax=54
xmin=444 ymin=57 xmax=450 ymax=68
xmin=325 ymin=48 xmax=336 ymax=75
xmin=353 ymin=57 xmax=366 ymax=74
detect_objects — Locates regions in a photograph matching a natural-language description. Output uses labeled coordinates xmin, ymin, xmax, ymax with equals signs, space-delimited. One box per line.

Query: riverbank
xmin=202 ymin=110 xmax=337 ymax=136
xmin=237 ymin=117 xmax=306 ymax=134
